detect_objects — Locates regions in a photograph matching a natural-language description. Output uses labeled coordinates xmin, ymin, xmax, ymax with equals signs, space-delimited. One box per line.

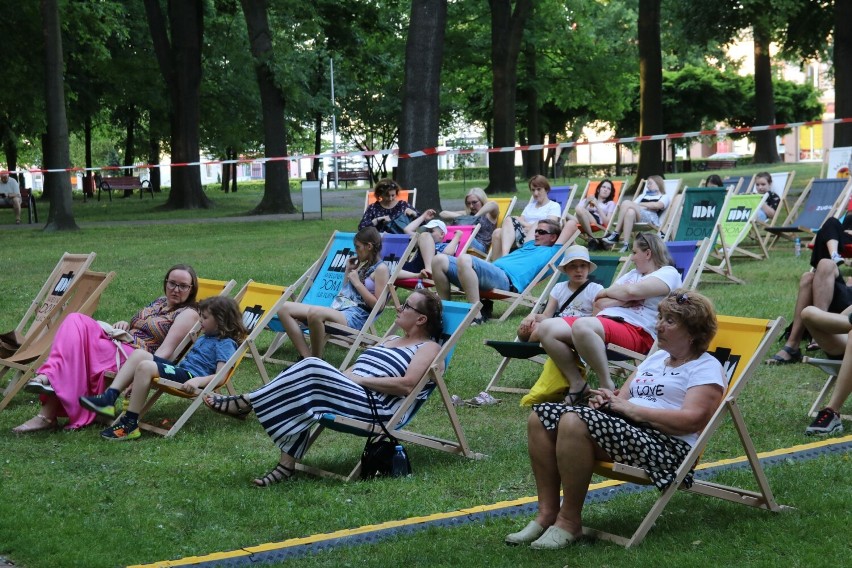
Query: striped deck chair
xmin=294 ymin=299 xmax=485 ymax=481
xmin=586 ymin=316 xmax=787 ymax=548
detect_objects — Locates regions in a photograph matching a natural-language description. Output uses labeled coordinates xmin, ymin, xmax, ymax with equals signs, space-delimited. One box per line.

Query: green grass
xmin=0 ymin=166 xmax=849 ymax=567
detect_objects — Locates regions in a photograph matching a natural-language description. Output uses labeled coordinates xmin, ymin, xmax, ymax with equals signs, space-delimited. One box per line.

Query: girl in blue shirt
xmin=79 ymin=296 xmax=247 ymax=440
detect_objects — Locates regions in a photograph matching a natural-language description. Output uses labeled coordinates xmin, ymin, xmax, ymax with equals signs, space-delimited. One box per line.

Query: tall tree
xmin=40 ymin=0 xmax=77 ymax=230
xmin=240 ymin=0 xmax=295 ymax=214
xmin=636 ymin=0 xmax=663 ymax=183
xmin=834 ymin=0 xmax=852 ymax=146
xmin=143 ymin=0 xmax=211 ymax=209
xmin=486 ymin=0 xmax=532 ymax=194
xmin=397 ymin=0 xmax=448 ymax=212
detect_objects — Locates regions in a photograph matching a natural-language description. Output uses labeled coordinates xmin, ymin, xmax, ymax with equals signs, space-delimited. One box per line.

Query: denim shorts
xmin=468 ymin=238 xmax=488 ymax=254
xmin=340 ymin=306 xmax=370 ymax=329
xmin=445 ymin=255 xmax=511 ymax=293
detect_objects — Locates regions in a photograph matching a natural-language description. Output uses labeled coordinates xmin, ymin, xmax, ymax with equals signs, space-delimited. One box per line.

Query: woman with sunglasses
xmin=508 ymin=290 xmax=724 ymax=549
xmin=537 ymin=233 xmax=680 ymax=398
xmin=439 ymin=187 xmax=500 ymax=254
xmin=203 ymin=289 xmax=443 ymax=486
xmin=13 ymin=265 xmax=200 ymax=433
xmin=359 ymin=178 xmax=419 ymax=232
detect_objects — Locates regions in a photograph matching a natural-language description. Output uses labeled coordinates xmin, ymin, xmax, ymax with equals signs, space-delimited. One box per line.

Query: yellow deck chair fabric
xmin=585 ymin=315 xmax=788 ymax=548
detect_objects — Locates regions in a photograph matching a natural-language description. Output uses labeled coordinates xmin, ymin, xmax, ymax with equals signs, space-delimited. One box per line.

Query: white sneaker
xmin=831 ymin=252 xmax=844 ymax=265
xmin=601 ymin=232 xmax=619 ymax=244
xmin=805 ymin=408 xmax=843 ymax=435
xmin=618 ymin=242 xmax=630 ymax=253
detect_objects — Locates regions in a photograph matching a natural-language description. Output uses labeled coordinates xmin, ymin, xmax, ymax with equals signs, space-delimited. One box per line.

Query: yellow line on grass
xmin=130 ymin=434 xmax=852 ymax=568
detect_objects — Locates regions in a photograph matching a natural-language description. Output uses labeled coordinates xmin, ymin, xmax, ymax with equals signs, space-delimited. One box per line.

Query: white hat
xmin=418 ymin=219 xmax=447 ymax=233
xmin=558 ymin=245 xmax=597 ymax=273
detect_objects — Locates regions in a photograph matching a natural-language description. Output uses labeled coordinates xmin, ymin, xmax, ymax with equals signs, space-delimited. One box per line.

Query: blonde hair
xmin=465 ymin=187 xmax=488 ymax=213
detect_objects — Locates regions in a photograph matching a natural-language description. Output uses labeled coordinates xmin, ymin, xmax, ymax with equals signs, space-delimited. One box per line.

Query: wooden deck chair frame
xmin=480 ymin=235 xmax=578 ymax=322
xmin=134 ymin=280 xmax=290 ymax=437
xmin=294 ymin=300 xmax=486 ymax=481
xmin=802 ymin=356 xmax=852 ymax=422
xmin=363 ymin=188 xmax=417 ymax=211
xmin=764 ymin=171 xmax=796 ymax=219
xmin=483 ymin=255 xmax=625 ymax=395
xmin=705 ymin=193 xmax=770 ymax=284
xmin=1 ymin=252 xmax=97 ymax=356
xmin=758 ymin=178 xmax=852 ymax=250
xmin=0 ymin=270 xmax=116 ymax=411
xmin=663 ymin=178 xmax=683 ymax=195
xmin=722 ymin=175 xmax=752 ymax=195
xmin=584 ymin=315 xmax=788 ymax=548
xmin=324 ymin=233 xmax=418 ymax=369
xmin=630 ymin=181 xmax=684 ymax=238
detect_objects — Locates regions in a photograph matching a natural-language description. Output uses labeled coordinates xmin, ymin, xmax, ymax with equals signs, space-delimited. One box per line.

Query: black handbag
xmin=384 ymin=212 xmax=412 ymax=234
xmin=360 ymin=391 xmax=411 ymax=479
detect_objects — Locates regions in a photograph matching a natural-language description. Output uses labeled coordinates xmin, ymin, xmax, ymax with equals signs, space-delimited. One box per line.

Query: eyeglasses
xmin=465 ymin=199 xmax=480 ymax=206
xmin=165 ymin=280 xmax=192 ymax=293
xmin=669 ymin=292 xmax=690 ymax=304
xmin=535 ymin=229 xmax=556 ymax=236
xmin=398 ymin=301 xmax=425 ymax=315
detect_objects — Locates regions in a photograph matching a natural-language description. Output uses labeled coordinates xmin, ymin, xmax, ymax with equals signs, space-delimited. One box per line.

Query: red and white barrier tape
xmin=9 ymin=117 xmax=852 ymax=176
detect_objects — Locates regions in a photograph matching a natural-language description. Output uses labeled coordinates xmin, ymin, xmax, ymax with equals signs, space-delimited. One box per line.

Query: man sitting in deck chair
xmin=431 ymin=219 xmax=572 ymax=324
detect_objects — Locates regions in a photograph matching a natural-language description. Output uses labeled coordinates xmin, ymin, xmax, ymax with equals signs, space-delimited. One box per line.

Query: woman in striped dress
xmin=204 ymin=289 xmax=443 ymax=486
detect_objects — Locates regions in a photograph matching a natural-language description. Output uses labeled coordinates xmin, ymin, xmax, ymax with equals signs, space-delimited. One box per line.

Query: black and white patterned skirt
xmin=533 ymin=402 xmax=694 ymax=490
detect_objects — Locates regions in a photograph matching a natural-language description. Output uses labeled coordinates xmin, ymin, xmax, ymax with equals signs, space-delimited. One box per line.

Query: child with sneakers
xmin=600 ymin=175 xmax=669 ymax=252
xmin=800 ymin=305 xmax=851 ymax=435
xmin=517 ymin=245 xmax=603 ymax=342
xmin=79 ymin=296 xmax=247 ymax=440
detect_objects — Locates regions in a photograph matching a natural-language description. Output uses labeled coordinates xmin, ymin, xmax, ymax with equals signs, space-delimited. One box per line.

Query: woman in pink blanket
xmin=12 ymin=264 xmax=200 ymax=433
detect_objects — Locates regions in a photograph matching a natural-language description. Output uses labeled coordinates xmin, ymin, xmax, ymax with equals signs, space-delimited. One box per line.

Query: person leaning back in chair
xmin=506 ymin=289 xmax=725 ymax=550
xmin=0 ymin=171 xmax=22 ymax=225
xmin=431 ymin=218 xmax=573 ymax=325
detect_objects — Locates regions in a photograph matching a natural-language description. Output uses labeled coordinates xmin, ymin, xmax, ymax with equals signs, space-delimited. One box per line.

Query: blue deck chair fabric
xmin=723 ymin=175 xmax=753 ymax=195
xmin=765 ymin=178 xmax=850 ymax=234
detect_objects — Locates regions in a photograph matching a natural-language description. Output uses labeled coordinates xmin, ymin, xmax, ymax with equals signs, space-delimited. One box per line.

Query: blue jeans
xmin=444 ymin=255 xmax=511 ymax=293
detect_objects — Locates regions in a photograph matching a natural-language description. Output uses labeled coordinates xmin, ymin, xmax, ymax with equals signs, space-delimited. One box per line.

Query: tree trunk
xmin=752 ymin=25 xmax=780 ymax=164
xmin=221 ymin=149 xmax=231 ymax=193
xmin=122 ymin=105 xmax=137 ymax=197
xmin=835 ymin=0 xmax=852 ymax=146
xmin=230 ymin=147 xmax=238 ymax=193
xmin=41 ymin=0 xmax=77 ymax=231
xmin=312 ymin=111 xmax=323 ymax=178
xmin=486 ymin=0 xmax=532 ymax=194
xmin=240 ymin=0 xmax=295 ymax=214
xmin=635 ymin=0 xmax=663 ymax=187
xmin=144 ymin=0 xmax=211 ymax=209
xmin=522 ymin=42 xmax=541 ymax=180
xmin=84 ymin=117 xmax=93 ymax=197
xmin=148 ymin=135 xmax=161 ymax=193
xmin=398 ymin=0 xmax=448 ymax=212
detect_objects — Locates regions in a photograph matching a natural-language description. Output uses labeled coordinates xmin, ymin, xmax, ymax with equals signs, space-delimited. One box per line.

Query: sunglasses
xmin=398 ymin=301 xmax=426 ymax=315
xmin=535 ymin=229 xmax=556 ymax=236
xmin=669 ymin=292 xmax=690 ymax=305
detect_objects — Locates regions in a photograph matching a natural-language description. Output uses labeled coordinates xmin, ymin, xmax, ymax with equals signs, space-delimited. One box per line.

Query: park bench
xmin=1 ymin=186 xmax=38 ymax=224
xmin=97 ymin=175 xmax=154 ymax=201
xmin=326 ymin=169 xmax=372 ymax=188
xmin=704 ymin=159 xmax=738 ymax=171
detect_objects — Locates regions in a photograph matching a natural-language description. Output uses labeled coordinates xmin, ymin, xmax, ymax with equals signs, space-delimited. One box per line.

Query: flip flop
xmin=806 ymin=341 xmax=820 ymax=352
xmin=465 ymin=391 xmax=502 ymax=407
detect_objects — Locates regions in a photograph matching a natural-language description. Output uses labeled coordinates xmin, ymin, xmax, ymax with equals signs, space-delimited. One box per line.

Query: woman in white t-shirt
xmin=492 ymin=175 xmax=562 ymax=259
xmin=601 ymin=175 xmax=670 ymax=251
xmin=517 ymin=245 xmax=604 ymax=342
xmin=506 ymin=290 xmax=725 ymax=549
xmin=538 ymin=233 xmax=681 ymax=396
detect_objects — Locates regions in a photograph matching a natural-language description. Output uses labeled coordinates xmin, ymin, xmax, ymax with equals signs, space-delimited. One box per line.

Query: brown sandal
xmin=253 ymin=463 xmax=295 ymax=487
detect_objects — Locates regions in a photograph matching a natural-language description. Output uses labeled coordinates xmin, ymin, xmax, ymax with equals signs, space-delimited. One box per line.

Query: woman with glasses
xmin=537 ymin=233 xmax=681 ymax=397
xmin=507 ymin=290 xmax=724 ymax=549
xmin=439 ymin=187 xmax=500 ymax=254
xmin=203 ymin=289 xmax=443 ymax=486
xmin=13 ymin=265 xmax=200 ymax=432
xmin=359 ymin=178 xmax=419 ymax=232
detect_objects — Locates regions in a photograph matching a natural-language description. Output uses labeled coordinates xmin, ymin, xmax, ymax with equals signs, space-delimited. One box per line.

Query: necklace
xmin=663 ymin=354 xmax=696 ymax=375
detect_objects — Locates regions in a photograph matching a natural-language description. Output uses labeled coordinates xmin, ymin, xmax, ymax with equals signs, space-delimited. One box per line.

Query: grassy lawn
xmin=0 ymin=164 xmax=849 ymax=567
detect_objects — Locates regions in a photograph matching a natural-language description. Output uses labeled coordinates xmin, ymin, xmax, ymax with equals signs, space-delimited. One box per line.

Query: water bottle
xmin=794 ymin=237 xmax=801 ymax=257
xmin=391 ymin=444 xmax=410 ymax=477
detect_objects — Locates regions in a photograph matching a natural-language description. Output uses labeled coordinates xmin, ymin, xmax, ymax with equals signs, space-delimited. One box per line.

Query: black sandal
xmin=765 ymin=345 xmax=802 ymax=365
xmin=253 ymin=463 xmax=295 ymax=487
xmin=565 ymin=382 xmax=591 ymax=406
xmin=203 ymin=394 xmax=253 ymax=420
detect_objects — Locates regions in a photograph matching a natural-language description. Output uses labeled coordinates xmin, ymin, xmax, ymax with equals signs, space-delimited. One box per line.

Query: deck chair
xmin=701 ymin=193 xmax=770 ymax=284
xmin=584 ymin=315 xmax=787 ymax=548
xmin=666 ymin=186 xmax=729 ymax=245
xmin=578 ymin=180 xmax=627 ymax=235
xmin=491 ymin=196 xmax=517 ymax=228
xmin=764 ymin=171 xmax=796 ymax=219
xmin=132 ymin=280 xmax=290 ymax=436
xmin=263 ymin=231 xmax=417 ymax=369
xmin=0 ymin=270 xmax=116 ymax=412
xmin=722 ymin=175 xmax=753 ymax=195
xmin=363 ymin=188 xmax=416 ymax=211
xmin=663 ymin=178 xmax=683 ymax=195
xmin=483 ymin=255 xmax=624 ymax=395
xmin=480 ymin=235 xmax=578 ymax=322
xmin=293 ymin=299 xmax=485 ymax=481
xmin=392 ymin=224 xmax=480 ymax=293
xmin=548 ymin=184 xmax=580 ymax=220
xmin=819 ymin=146 xmax=852 ymax=178
xmin=759 ymin=178 xmax=852 ymax=250
xmin=802 ymin=356 xmax=852 ymax=422
xmin=0 ymin=252 xmax=97 ymax=358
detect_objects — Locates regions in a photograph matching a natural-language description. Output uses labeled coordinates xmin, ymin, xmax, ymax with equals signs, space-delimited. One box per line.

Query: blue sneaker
xmin=100 ymin=418 xmax=140 ymax=441
xmin=79 ymin=393 xmax=122 ymax=419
